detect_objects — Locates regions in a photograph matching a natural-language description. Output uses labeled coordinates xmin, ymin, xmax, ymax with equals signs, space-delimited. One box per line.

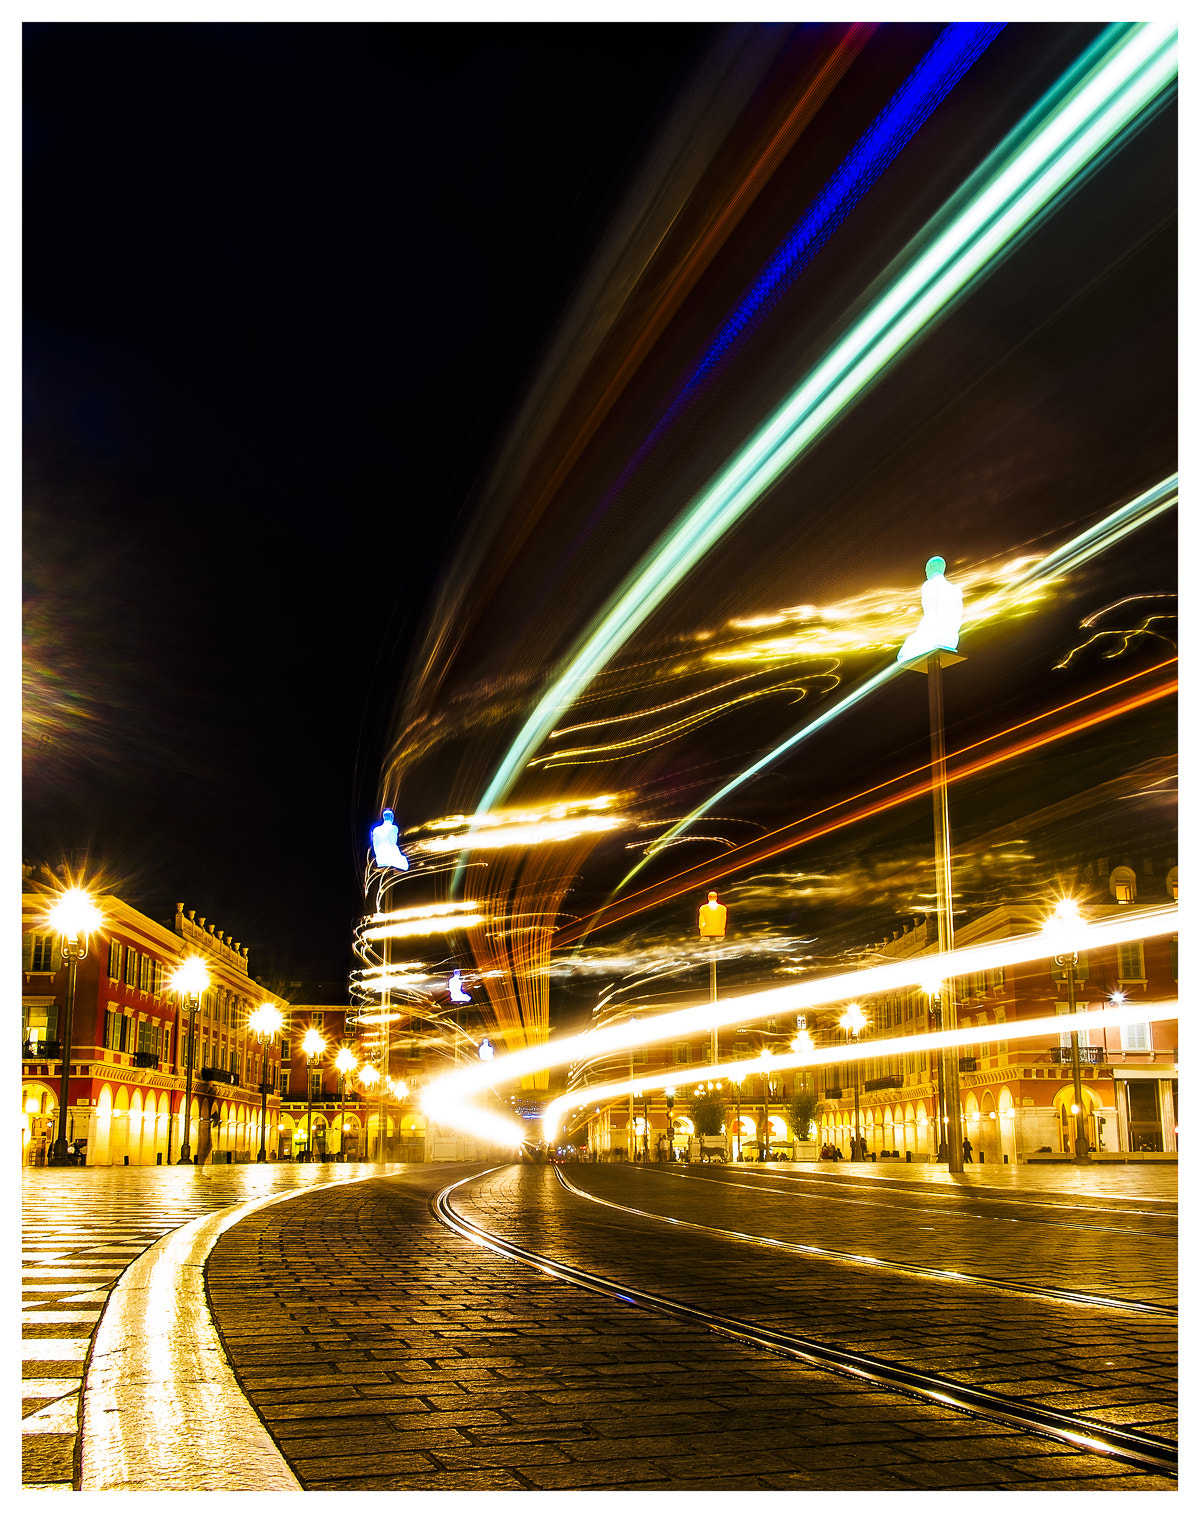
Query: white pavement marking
xmin=81 ymin=1169 xmax=389 ymax=1492
xmin=22 ymin=1381 xmax=83 ymax=1401
xmin=22 ymin=1398 xmax=82 ymax=1434
xmin=21 ymin=1310 xmax=103 ymax=1324
xmin=22 ymin=1340 xmax=90 ymax=1361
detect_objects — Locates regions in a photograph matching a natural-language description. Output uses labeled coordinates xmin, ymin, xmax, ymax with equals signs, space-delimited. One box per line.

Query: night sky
xmin=22 ymin=20 xmax=717 ymax=979
xmin=23 ymin=21 xmax=1177 ymax=1020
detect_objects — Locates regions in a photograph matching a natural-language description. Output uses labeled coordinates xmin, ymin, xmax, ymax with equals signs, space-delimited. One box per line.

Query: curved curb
xmin=80 ymin=1169 xmax=396 ymax=1491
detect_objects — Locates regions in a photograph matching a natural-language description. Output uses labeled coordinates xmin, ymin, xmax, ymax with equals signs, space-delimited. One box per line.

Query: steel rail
xmin=653 ymin=1162 xmax=1179 ymax=1231
xmin=557 ymin=1166 xmax=1174 ymax=1316
xmin=431 ymin=1171 xmax=1176 ymax=1478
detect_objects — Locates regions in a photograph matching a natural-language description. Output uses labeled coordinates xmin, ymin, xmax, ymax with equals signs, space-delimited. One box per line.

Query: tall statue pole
xmin=899 ymin=557 xmax=965 ymax=1174
xmin=698 ymin=891 xmax=728 ymax=1068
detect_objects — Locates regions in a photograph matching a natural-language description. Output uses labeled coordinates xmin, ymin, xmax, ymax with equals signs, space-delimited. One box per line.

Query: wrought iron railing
xmin=1050 ymin=1045 xmax=1104 ymax=1065
xmin=22 ymin=1040 xmax=61 ymax=1059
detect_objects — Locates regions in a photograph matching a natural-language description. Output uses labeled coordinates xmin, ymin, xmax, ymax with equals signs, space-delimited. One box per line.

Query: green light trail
xmin=616 ymin=474 xmax=1178 ymax=890
xmin=457 ymin=23 xmax=1177 ymax=888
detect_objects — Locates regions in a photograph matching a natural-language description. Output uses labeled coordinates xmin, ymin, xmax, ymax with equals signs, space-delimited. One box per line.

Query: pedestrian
xmin=962 ymin=1136 xmax=973 ymax=1164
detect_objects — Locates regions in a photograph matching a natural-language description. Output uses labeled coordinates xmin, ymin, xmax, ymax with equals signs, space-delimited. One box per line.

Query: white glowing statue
xmin=478 ymin=1038 xmax=495 ymax=1061
xmin=897 ymin=556 xmax=964 ymax=664
xmin=448 ymin=969 xmax=471 ymax=1004
xmin=370 ymin=809 xmax=409 ymax=871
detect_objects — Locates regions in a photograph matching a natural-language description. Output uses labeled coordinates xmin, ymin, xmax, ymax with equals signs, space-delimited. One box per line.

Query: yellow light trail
xmin=420 ymin=904 xmax=1176 ymax=1130
xmin=543 ymin=1000 xmax=1178 ymax=1143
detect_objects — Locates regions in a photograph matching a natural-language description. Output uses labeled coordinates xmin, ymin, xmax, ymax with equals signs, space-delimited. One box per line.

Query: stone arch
xmin=977 ymin=1089 xmax=1001 ymax=1165
xmin=128 ymin=1088 xmax=144 ymax=1165
xmin=1052 ymin=1082 xmax=1102 ymax=1154
xmin=111 ymin=1085 xmax=131 ymax=1166
xmin=93 ymin=1083 xmax=113 ymax=1166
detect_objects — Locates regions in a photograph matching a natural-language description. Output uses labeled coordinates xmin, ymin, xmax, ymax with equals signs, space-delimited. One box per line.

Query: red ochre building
xmin=570 ymin=883 xmax=1177 ymax=1166
xmin=268 ymin=991 xmax=498 ymax=1161
xmin=21 ymin=868 xmax=286 ymax=1166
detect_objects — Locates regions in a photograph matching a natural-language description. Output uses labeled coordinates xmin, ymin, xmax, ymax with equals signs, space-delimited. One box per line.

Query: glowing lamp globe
xmin=301 ymin=1027 xmax=326 ymax=1059
xmin=358 ymin=1064 xmax=380 ymax=1089
xmin=335 ymin=1047 xmax=357 ymax=1075
xmin=840 ymin=1003 xmax=867 ymax=1035
xmin=169 ymin=957 xmax=210 ymax=998
xmin=249 ymin=1002 xmax=284 ymax=1039
xmin=47 ymin=888 xmax=103 ymax=942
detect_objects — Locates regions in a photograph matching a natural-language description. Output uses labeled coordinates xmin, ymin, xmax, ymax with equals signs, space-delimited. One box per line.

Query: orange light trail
xmin=553 ymin=658 xmax=1177 ymax=947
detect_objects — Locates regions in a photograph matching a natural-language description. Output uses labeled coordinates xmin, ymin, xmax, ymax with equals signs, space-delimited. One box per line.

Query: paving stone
xmin=203 ymin=1164 xmax=1176 ymax=1493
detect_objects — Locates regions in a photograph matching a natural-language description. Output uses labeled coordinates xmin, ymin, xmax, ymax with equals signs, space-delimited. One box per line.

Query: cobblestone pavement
xmin=20 ymin=1162 xmax=407 ymax=1489
xmin=204 ymin=1164 xmax=1175 ymax=1491
xmin=511 ymin=1164 xmax=1177 ymax=1435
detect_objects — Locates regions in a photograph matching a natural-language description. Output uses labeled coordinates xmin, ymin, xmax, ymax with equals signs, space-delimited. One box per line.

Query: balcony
xmin=958 ymin=1057 xmax=978 ymax=1073
xmin=132 ymin=1051 xmax=160 ymax=1069
xmin=821 ymin=1088 xmax=843 ymax=1102
xmin=22 ymin=1040 xmax=61 ymax=1060
xmin=199 ymin=1066 xmax=240 ymax=1086
xmin=863 ymin=1074 xmax=904 ymax=1091
xmin=1050 ymin=1045 xmax=1104 ymax=1065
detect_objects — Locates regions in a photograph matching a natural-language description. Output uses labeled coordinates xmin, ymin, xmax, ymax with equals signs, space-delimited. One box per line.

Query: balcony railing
xmin=22 ymin=1040 xmax=61 ymax=1060
xmin=1050 ymin=1045 xmax=1104 ymax=1065
xmin=132 ymin=1051 xmax=160 ymax=1069
xmin=280 ymin=1090 xmax=363 ymax=1104
xmin=821 ymin=1088 xmax=843 ymax=1102
xmin=863 ymin=1074 xmax=904 ymax=1091
xmin=199 ymin=1066 xmax=240 ymax=1086
xmin=958 ymin=1056 xmax=978 ymax=1073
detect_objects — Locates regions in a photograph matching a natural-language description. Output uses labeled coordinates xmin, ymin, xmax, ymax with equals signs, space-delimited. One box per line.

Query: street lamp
xmin=335 ymin=1047 xmax=358 ymax=1161
xmin=839 ymin=1003 xmax=867 ymax=1161
xmin=301 ymin=1026 xmax=326 ymax=1162
xmin=733 ymin=1076 xmax=743 ymax=1160
xmin=248 ymin=1002 xmax=284 ymax=1162
xmin=899 ymin=556 xmax=966 ymax=1175
xmin=760 ymin=1050 xmax=774 ymax=1162
xmin=922 ymin=978 xmax=950 ymax=1162
xmin=664 ymin=1086 xmax=675 ymax=1162
xmin=46 ymin=888 xmax=103 ymax=1166
xmin=358 ymin=1062 xmax=380 ymax=1158
xmin=698 ymin=890 xmax=728 ymax=1067
xmin=168 ymin=955 xmax=210 ymax=1164
xmin=1045 ymin=898 xmax=1090 ymax=1162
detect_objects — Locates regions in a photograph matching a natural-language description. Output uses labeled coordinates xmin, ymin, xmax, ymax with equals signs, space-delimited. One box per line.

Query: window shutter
xmin=22 ymin=933 xmax=33 ymax=971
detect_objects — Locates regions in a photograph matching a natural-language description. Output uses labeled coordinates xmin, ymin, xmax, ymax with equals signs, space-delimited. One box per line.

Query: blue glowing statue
xmin=370 ymin=809 xmax=409 ymax=871
xmin=897 ymin=556 xmax=964 ymax=663
xmin=448 ymin=969 xmax=471 ymax=1004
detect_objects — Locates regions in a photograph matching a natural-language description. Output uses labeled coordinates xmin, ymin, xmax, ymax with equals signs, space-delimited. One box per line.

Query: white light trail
xmin=420 ymin=904 xmax=1177 ymax=1125
xmin=362 ymin=902 xmax=486 ymax=941
xmin=542 ymin=1001 xmax=1178 ymax=1142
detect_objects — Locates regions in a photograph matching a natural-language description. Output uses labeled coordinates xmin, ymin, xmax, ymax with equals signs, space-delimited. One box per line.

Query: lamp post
xmin=665 ymin=1086 xmax=675 ymax=1162
xmin=1046 ymin=899 xmax=1090 ymax=1162
xmin=733 ymin=1076 xmax=743 ymax=1160
xmin=46 ymin=889 xmax=103 ymax=1166
xmin=899 ymin=557 xmax=966 ymax=1174
xmin=358 ymin=1063 xmax=380 ymax=1158
xmin=922 ymin=980 xmax=950 ymax=1162
xmin=248 ymin=1002 xmax=284 ymax=1162
xmin=840 ymin=1003 xmax=867 ymax=1160
xmin=335 ymin=1047 xmax=358 ymax=1161
xmin=642 ymin=1092 xmax=650 ymax=1163
xmin=698 ymin=891 xmax=728 ymax=1067
xmin=168 ymin=956 xmax=210 ymax=1163
xmin=301 ymin=1026 xmax=326 ymax=1161
xmin=760 ymin=1051 xmax=773 ymax=1162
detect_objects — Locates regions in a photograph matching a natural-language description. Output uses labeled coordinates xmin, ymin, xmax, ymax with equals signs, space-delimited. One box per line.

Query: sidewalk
xmin=726 ymin=1157 xmax=1179 ymax=1206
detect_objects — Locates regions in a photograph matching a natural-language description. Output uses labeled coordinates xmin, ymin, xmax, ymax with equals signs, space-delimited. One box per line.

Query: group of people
xmin=819 ymin=1142 xmax=844 ymax=1160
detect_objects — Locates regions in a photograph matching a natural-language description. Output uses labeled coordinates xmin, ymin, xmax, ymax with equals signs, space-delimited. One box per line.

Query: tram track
xmin=670 ymin=1163 xmax=1177 ymax=1233
xmin=432 ymin=1170 xmax=1176 ymax=1479
xmin=555 ymin=1167 xmax=1175 ymax=1316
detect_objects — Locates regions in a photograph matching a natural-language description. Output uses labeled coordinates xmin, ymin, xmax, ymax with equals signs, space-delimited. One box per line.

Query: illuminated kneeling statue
xmin=897 ymin=556 xmax=963 ymax=664
xmin=370 ymin=809 xmax=409 ymax=871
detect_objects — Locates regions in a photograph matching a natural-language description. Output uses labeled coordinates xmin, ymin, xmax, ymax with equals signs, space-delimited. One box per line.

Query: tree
xmin=689 ymin=1087 xmax=727 ymax=1137
xmin=787 ymin=1089 xmax=819 ymax=1141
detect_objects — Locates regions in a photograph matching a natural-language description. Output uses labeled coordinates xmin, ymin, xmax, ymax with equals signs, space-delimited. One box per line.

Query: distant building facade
xmin=21 ymin=867 xmax=285 ymax=1166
